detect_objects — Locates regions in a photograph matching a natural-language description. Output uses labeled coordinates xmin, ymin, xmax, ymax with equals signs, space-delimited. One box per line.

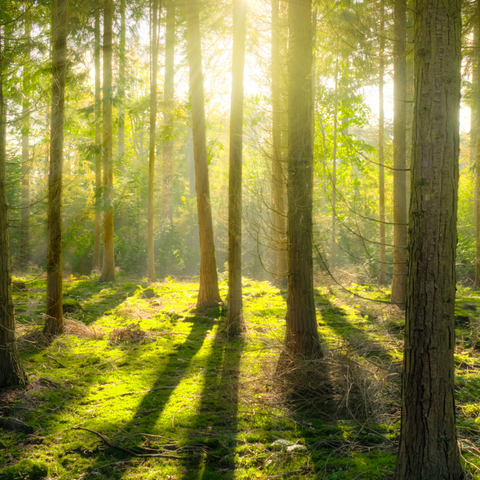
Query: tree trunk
xmin=118 ymin=0 xmax=125 ymax=166
xmin=394 ymin=0 xmax=463 ymax=477
xmin=147 ymin=0 xmax=159 ymax=283
xmin=20 ymin=11 xmax=31 ymax=268
xmin=99 ymin=0 xmax=116 ymax=283
xmin=44 ymin=0 xmax=69 ymax=336
xmin=226 ymin=0 xmax=246 ymax=337
xmin=0 ymin=28 xmax=28 ymax=389
xmin=391 ymin=0 xmax=408 ymax=306
xmin=162 ymin=0 xmax=175 ymax=225
xmin=475 ymin=3 xmax=480 ymax=289
xmin=92 ymin=6 xmax=102 ymax=273
xmin=284 ymin=0 xmax=321 ymax=359
xmin=331 ymin=48 xmax=339 ymax=271
xmin=185 ymin=0 xmax=222 ymax=308
xmin=378 ymin=0 xmax=386 ymax=286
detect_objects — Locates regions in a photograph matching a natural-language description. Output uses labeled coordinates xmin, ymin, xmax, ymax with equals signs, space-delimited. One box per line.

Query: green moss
xmin=0 ymin=460 xmax=48 ymax=480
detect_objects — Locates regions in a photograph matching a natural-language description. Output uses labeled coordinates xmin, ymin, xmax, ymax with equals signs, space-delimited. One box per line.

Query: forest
xmin=0 ymin=0 xmax=477 ymax=478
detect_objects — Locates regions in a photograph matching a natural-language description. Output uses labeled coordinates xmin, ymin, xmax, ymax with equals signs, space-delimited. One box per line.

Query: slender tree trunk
xmin=118 ymin=0 xmax=125 ymax=166
xmin=185 ymin=0 xmax=222 ymax=308
xmin=44 ymin=0 xmax=69 ymax=335
xmin=0 ymin=28 xmax=28 ymax=389
xmin=148 ymin=0 xmax=159 ymax=283
xmin=284 ymin=0 xmax=321 ymax=358
xmin=394 ymin=0 xmax=463 ymax=477
xmin=378 ymin=0 xmax=386 ymax=285
xmin=99 ymin=0 xmax=115 ymax=282
xmin=226 ymin=0 xmax=246 ymax=337
xmin=475 ymin=3 xmax=480 ymax=289
xmin=391 ymin=0 xmax=407 ymax=305
xmin=92 ymin=7 xmax=102 ymax=272
xmin=20 ymin=11 xmax=31 ymax=267
xmin=162 ymin=0 xmax=175 ymax=224
xmin=331 ymin=49 xmax=339 ymax=270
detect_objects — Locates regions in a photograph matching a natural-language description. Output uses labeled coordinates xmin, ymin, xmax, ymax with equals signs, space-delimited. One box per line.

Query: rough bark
xmin=162 ymin=0 xmax=175 ymax=224
xmin=99 ymin=0 xmax=116 ymax=283
xmin=394 ymin=0 xmax=463 ymax=478
xmin=147 ymin=0 xmax=159 ymax=283
xmin=226 ymin=0 xmax=246 ymax=337
xmin=118 ymin=0 xmax=125 ymax=166
xmin=0 ymin=28 xmax=28 ymax=389
xmin=20 ymin=11 xmax=31 ymax=267
xmin=44 ymin=0 xmax=69 ymax=336
xmin=378 ymin=0 xmax=386 ymax=285
xmin=92 ymin=7 xmax=102 ymax=272
xmin=391 ymin=0 xmax=408 ymax=305
xmin=185 ymin=0 xmax=222 ymax=308
xmin=284 ymin=0 xmax=321 ymax=359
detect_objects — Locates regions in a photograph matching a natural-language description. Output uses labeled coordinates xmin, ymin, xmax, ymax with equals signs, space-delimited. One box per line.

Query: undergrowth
xmin=1 ymin=275 xmax=480 ymax=479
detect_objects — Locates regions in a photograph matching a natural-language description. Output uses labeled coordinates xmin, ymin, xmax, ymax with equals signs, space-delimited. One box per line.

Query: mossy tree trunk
xmin=44 ymin=0 xmax=69 ymax=336
xmin=99 ymin=0 xmax=116 ymax=283
xmin=394 ymin=0 xmax=463 ymax=477
xmin=284 ymin=0 xmax=321 ymax=359
xmin=185 ymin=0 xmax=222 ymax=308
xmin=0 ymin=28 xmax=28 ymax=389
xmin=226 ymin=0 xmax=246 ymax=337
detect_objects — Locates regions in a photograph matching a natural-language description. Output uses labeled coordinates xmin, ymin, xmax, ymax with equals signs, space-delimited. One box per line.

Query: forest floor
xmin=1 ymin=274 xmax=480 ymax=479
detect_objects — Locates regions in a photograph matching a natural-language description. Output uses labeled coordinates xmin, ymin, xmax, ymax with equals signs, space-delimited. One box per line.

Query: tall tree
xmin=185 ymin=0 xmax=222 ymax=308
xmin=284 ymin=0 xmax=321 ymax=358
xmin=20 ymin=9 xmax=31 ymax=267
xmin=99 ymin=0 xmax=115 ymax=282
xmin=118 ymin=0 xmax=125 ymax=165
xmin=475 ymin=3 xmax=480 ymax=289
xmin=394 ymin=0 xmax=463 ymax=477
xmin=391 ymin=0 xmax=408 ymax=305
xmin=147 ymin=0 xmax=159 ymax=283
xmin=44 ymin=0 xmax=69 ymax=335
xmin=92 ymin=6 xmax=102 ymax=272
xmin=226 ymin=0 xmax=246 ymax=336
xmin=331 ymin=48 xmax=339 ymax=270
xmin=162 ymin=0 xmax=175 ymax=224
xmin=0 ymin=24 xmax=28 ymax=388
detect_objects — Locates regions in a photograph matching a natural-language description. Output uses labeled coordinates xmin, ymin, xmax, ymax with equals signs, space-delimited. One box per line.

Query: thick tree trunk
xmin=92 ymin=7 xmax=102 ymax=272
xmin=99 ymin=0 xmax=116 ymax=283
xmin=147 ymin=0 xmax=159 ymax=283
xmin=0 ymin=30 xmax=28 ymax=389
xmin=162 ymin=0 xmax=175 ymax=224
xmin=118 ymin=0 xmax=125 ymax=166
xmin=44 ymin=0 xmax=69 ymax=336
xmin=394 ymin=0 xmax=463 ymax=477
xmin=391 ymin=0 xmax=408 ymax=305
xmin=226 ymin=0 xmax=246 ymax=337
xmin=20 ymin=12 xmax=31 ymax=268
xmin=284 ymin=0 xmax=321 ymax=359
xmin=378 ymin=0 xmax=386 ymax=286
xmin=185 ymin=0 xmax=222 ymax=308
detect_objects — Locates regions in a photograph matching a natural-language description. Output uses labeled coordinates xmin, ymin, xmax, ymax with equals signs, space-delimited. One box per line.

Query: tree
xmin=44 ymin=0 xmax=69 ymax=336
xmin=99 ymin=0 xmax=115 ymax=283
xmin=185 ymin=0 xmax=222 ymax=308
xmin=118 ymin=0 xmax=125 ymax=166
xmin=475 ymin=2 xmax=480 ymax=289
xmin=226 ymin=0 xmax=246 ymax=336
xmin=391 ymin=0 xmax=407 ymax=305
xmin=284 ymin=0 xmax=321 ymax=358
xmin=378 ymin=0 xmax=385 ymax=285
xmin=162 ymin=0 xmax=175 ymax=224
xmin=394 ymin=0 xmax=463 ymax=477
xmin=0 ymin=22 xmax=28 ymax=388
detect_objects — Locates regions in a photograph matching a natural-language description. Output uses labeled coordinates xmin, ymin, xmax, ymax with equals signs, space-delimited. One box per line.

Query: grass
xmin=1 ymin=275 xmax=480 ymax=479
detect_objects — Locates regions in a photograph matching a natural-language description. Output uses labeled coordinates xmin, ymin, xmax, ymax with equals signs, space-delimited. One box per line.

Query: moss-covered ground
xmin=1 ymin=276 xmax=480 ymax=479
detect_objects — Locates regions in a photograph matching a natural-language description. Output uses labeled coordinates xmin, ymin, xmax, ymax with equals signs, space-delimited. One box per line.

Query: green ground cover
xmin=1 ymin=276 xmax=480 ymax=479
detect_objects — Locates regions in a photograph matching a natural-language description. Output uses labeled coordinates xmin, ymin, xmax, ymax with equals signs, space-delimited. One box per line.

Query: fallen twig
xmin=45 ymin=354 xmax=66 ymax=368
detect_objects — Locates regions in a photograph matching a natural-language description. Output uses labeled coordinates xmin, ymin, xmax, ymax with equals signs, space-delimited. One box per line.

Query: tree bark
xmin=162 ymin=0 xmax=175 ymax=225
xmin=226 ymin=0 xmax=246 ymax=337
xmin=92 ymin=6 xmax=102 ymax=273
xmin=147 ymin=0 xmax=159 ymax=283
xmin=20 ymin=10 xmax=31 ymax=268
xmin=331 ymin=48 xmax=339 ymax=271
xmin=378 ymin=0 xmax=386 ymax=286
xmin=394 ymin=0 xmax=463 ymax=477
xmin=118 ymin=0 xmax=125 ymax=166
xmin=475 ymin=2 xmax=480 ymax=289
xmin=391 ymin=0 xmax=408 ymax=305
xmin=44 ymin=0 xmax=69 ymax=336
xmin=284 ymin=0 xmax=321 ymax=359
xmin=0 ymin=27 xmax=28 ymax=389
xmin=185 ymin=0 xmax=222 ymax=308
xmin=99 ymin=0 xmax=116 ymax=283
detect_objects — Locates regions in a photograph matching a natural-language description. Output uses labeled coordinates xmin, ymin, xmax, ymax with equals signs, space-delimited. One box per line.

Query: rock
xmin=0 ymin=417 xmax=34 ymax=434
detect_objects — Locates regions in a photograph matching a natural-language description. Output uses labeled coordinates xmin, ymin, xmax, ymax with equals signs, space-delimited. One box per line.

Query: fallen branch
xmin=44 ymin=354 xmax=66 ymax=368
